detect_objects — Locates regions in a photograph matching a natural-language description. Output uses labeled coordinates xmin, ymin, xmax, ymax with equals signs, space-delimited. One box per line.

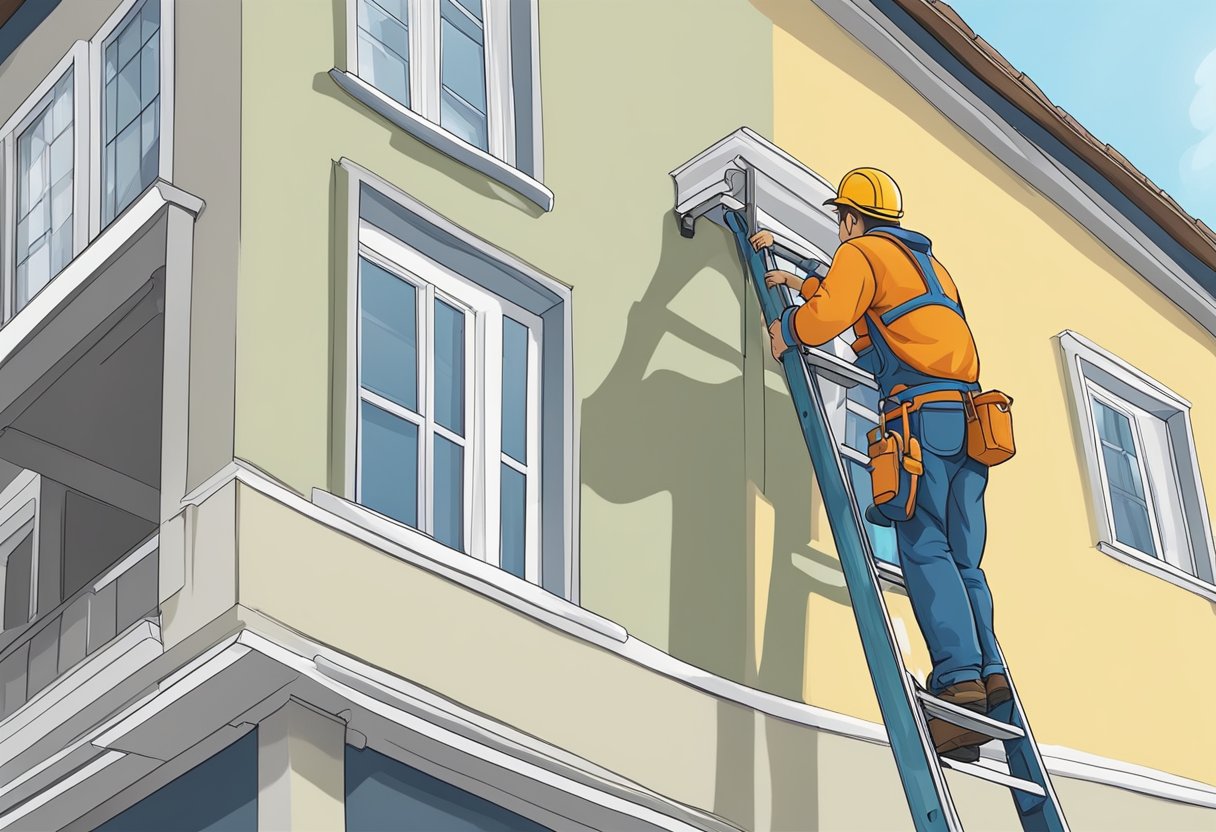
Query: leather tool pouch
xmin=964 ymin=391 xmax=1016 ymax=466
xmin=867 ymin=403 xmax=923 ymax=523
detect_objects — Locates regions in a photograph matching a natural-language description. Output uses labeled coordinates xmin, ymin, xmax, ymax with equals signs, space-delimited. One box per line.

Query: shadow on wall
xmin=581 ymin=212 xmax=854 ymax=826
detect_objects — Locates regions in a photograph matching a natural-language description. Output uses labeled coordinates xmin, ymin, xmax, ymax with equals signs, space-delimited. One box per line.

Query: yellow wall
xmin=764 ymin=1 xmax=1216 ymax=785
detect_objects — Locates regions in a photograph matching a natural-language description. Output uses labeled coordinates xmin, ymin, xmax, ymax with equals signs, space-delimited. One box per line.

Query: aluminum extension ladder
xmin=724 ymin=211 xmax=1069 ymax=832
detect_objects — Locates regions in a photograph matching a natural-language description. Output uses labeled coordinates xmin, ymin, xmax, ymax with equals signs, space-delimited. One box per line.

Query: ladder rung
xmin=940 ymin=757 xmax=1047 ymax=798
xmin=916 ymin=690 xmax=1025 ymax=741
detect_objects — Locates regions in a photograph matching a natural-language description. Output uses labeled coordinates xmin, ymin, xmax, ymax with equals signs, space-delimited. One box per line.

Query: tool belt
xmin=880 ymin=388 xmax=1017 ymax=468
xmin=866 ymin=402 xmax=923 ymax=524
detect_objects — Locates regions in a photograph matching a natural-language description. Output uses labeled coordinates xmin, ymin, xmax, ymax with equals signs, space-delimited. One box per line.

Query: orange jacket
xmin=788 ymin=235 xmax=980 ymax=383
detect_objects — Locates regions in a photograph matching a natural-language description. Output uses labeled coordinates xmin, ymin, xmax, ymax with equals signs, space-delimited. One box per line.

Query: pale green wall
xmin=236 ymin=0 xmax=776 ymax=678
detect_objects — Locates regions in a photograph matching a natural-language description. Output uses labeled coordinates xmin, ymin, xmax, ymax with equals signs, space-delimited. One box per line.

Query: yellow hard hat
xmin=824 ymin=168 xmax=904 ymax=221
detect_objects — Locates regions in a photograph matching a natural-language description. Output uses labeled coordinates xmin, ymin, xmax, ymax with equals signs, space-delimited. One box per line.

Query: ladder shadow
xmin=581 ymin=211 xmax=854 ymax=829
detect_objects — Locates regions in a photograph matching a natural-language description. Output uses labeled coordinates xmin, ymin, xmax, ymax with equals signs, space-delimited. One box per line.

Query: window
xmin=0 ymin=44 xmax=88 ymax=321
xmin=334 ymin=1 xmax=551 ymax=209
xmin=346 ymin=744 xmax=551 ymax=831
xmin=357 ymin=234 xmax=542 ymax=578
xmin=346 ymin=170 xmax=573 ymax=596
xmin=1060 ymin=330 xmax=1216 ymax=590
xmin=99 ymin=0 xmax=161 ymax=227
xmin=771 ymin=252 xmax=900 ymax=572
xmin=15 ymin=71 xmax=74 ymax=313
xmin=355 ymin=0 xmax=505 ymax=156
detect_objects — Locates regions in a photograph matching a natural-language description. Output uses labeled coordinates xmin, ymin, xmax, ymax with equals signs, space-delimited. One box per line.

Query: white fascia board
xmin=670 ymin=127 xmax=840 ymax=260
xmin=91 ymin=643 xmax=295 ymax=761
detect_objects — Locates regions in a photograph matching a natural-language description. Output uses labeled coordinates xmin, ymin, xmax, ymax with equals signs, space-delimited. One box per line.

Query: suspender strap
xmin=866 ymin=229 xmax=967 ymax=326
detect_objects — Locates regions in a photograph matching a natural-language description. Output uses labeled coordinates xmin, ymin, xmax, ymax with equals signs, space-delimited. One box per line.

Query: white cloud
xmin=1181 ymin=47 xmax=1216 ymax=189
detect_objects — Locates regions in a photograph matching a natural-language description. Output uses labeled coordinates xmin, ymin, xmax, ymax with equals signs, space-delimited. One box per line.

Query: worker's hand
xmin=749 ymin=231 xmax=775 ymax=251
xmin=769 ymin=320 xmax=791 ymax=361
xmin=765 ymin=270 xmax=805 ymax=293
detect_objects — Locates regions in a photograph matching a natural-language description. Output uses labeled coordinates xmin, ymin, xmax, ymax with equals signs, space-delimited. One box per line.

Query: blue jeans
xmin=891 ymin=403 xmax=1004 ymax=693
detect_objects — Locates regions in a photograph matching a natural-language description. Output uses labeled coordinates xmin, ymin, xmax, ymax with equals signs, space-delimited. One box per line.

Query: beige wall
xmin=235 ymin=482 xmax=1216 ymax=830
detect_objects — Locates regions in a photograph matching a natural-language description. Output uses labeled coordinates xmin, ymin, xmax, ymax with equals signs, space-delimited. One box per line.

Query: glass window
xmin=358 ymin=0 xmax=410 ymax=107
xmin=357 ymin=257 xmax=472 ymax=553
xmin=439 ymin=0 xmax=488 ymax=151
xmin=346 ymin=744 xmax=551 ymax=832
xmin=102 ymin=0 xmax=160 ymax=228
xmin=94 ymin=730 xmax=258 ymax=832
xmin=15 ymin=70 xmax=74 ymax=312
xmin=1090 ymin=394 xmax=1159 ymax=557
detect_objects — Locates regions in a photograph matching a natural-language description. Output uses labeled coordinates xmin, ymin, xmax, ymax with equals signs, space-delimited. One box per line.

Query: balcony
xmin=0 ymin=535 xmax=157 ymax=721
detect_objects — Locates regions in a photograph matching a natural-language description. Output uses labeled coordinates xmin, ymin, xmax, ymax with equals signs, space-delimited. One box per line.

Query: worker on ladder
xmin=751 ymin=168 xmax=1010 ymax=762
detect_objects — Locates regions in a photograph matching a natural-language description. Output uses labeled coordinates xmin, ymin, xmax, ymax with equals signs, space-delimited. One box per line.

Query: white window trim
xmin=1058 ymin=329 xmax=1216 ymax=600
xmin=331 ymin=0 xmax=551 ymax=211
xmin=86 ymin=0 xmax=175 ymax=240
xmin=0 ymin=471 xmax=41 ymax=631
xmin=341 ymin=159 xmax=573 ymax=596
xmin=0 ymin=42 xmax=89 ymax=324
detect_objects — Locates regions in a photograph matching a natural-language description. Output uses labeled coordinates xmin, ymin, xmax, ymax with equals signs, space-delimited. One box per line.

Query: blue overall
xmin=854 ymin=227 xmax=1005 ymax=694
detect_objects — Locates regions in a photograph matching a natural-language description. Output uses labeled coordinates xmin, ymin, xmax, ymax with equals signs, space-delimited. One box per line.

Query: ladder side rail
xmin=725 ymin=210 xmax=961 ymax=832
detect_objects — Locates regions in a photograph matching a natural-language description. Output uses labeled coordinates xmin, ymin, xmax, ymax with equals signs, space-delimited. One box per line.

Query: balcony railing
xmin=0 ymin=535 xmax=158 ymax=719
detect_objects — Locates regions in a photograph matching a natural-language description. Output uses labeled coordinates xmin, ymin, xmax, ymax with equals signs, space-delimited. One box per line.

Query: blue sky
xmin=946 ymin=0 xmax=1216 ymax=228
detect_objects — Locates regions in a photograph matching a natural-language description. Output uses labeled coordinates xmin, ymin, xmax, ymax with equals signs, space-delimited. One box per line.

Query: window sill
xmin=1096 ymin=540 xmax=1216 ymax=603
xmin=310 ymin=489 xmax=624 ymax=644
xmin=329 ymin=69 xmax=554 ymax=212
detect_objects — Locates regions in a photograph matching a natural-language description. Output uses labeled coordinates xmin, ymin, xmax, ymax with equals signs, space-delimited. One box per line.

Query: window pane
xmin=440 ymin=1 xmax=488 ymax=150
xmin=103 ymin=2 xmax=159 ymax=227
xmin=501 ymin=317 xmax=528 ymax=464
xmin=141 ymin=33 xmax=160 ymax=103
xmin=346 ymin=745 xmax=550 ymax=832
xmin=114 ymin=118 xmax=142 ymax=210
xmin=3 ymin=532 xmax=33 ymax=631
xmin=16 ymin=75 xmax=73 ymax=313
xmin=433 ymin=299 xmax=465 ymax=434
xmin=358 ymin=0 xmax=410 ymax=108
xmin=359 ymin=30 xmax=410 ymax=107
xmin=1112 ymin=491 xmax=1157 ymax=557
xmin=1092 ymin=398 xmax=1158 ymax=556
xmin=440 ymin=89 xmax=489 ymax=151
xmin=360 ymin=259 xmax=418 ymax=412
xmin=500 ymin=464 xmax=525 ymax=578
xmin=360 ymin=401 xmax=419 ymax=528
xmin=433 ymin=436 xmax=463 ymax=551
xmin=360 ymin=0 xmax=409 ymax=58
xmin=847 ymin=459 xmax=899 ymax=566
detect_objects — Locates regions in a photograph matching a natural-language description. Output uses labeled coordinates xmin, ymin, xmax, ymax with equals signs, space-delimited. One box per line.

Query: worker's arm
xmin=775 ymin=243 xmax=876 ymax=353
xmin=749 ymin=230 xmax=806 ymax=292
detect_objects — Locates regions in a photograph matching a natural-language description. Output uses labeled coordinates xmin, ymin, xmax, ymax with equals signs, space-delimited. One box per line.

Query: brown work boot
xmin=985 ymin=674 xmax=1012 ymax=711
xmin=936 ymin=679 xmax=986 ymax=713
xmin=929 ymin=718 xmax=989 ymax=761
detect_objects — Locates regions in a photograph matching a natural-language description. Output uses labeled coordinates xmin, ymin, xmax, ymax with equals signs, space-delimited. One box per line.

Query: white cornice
xmin=670 ymin=126 xmax=840 ymax=261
